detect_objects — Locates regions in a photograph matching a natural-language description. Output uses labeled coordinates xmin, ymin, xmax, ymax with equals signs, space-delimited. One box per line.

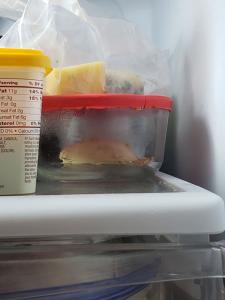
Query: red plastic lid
xmin=42 ymin=94 xmax=173 ymax=112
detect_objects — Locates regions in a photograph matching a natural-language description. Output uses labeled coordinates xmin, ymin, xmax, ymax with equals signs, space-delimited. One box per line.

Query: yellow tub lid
xmin=0 ymin=48 xmax=52 ymax=74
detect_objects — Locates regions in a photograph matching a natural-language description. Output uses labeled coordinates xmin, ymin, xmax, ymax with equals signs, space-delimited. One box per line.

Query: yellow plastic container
xmin=0 ymin=48 xmax=51 ymax=195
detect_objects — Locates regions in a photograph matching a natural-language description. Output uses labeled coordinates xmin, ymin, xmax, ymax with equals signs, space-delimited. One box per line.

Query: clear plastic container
xmin=0 ymin=234 xmax=224 ymax=299
xmin=38 ymin=94 xmax=172 ymax=182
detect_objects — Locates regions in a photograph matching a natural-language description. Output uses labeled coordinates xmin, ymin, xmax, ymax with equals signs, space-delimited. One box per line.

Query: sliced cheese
xmin=44 ymin=61 xmax=105 ymax=95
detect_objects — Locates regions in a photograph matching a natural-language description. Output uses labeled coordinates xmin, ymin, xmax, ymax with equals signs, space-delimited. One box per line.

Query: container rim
xmin=0 ymin=48 xmax=52 ymax=75
xmin=42 ymin=94 xmax=173 ymax=112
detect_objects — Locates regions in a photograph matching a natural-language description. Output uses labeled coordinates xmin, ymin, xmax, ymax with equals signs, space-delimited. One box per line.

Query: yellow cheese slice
xmin=44 ymin=61 xmax=105 ymax=95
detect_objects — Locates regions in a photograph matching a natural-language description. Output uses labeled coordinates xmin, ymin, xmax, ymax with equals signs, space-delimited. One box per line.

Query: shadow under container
xmin=38 ymin=94 xmax=172 ymax=182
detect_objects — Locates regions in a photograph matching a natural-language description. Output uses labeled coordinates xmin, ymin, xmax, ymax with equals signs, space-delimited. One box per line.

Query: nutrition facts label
xmin=0 ymin=78 xmax=42 ymax=135
xmin=0 ymin=77 xmax=43 ymax=195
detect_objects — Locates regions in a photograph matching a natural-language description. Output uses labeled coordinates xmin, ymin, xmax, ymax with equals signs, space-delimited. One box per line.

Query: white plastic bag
xmin=0 ymin=0 xmax=103 ymax=67
xmin=0 ymin=0 xmax=27 ymax=20
xmin=92 ymin=17 xmax=171 ymax=95
xmin=0 ymin=0 xmax=171 ymax=95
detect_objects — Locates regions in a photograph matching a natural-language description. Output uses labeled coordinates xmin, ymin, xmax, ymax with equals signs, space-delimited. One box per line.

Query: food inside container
xmin=44 ymin=61 xmax=145 ymax=96
xmin=59 ymin=139 xmax=150 ymax=166
xmin=44 ymin=62 xmax=106 ymax=95
xmin=38 ymin=94 xmax=172 ymax=182
xmin=106 ymin=69 xmax=144 ymax=94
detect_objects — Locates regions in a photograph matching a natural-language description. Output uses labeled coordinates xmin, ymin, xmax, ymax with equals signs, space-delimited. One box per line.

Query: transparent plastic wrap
xmin=0 ymin=0 xmax=171 ymax=96
xmin=0 ymin=0 xmax=27 ymax=20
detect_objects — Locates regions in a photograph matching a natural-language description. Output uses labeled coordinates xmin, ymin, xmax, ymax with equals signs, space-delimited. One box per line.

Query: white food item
xmin=106 ymin=70 xmax=144 ymax=94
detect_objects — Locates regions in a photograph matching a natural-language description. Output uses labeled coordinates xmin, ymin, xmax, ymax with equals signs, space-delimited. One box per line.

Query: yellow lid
xmin=0 ymin=48 xmax=52 ymax=75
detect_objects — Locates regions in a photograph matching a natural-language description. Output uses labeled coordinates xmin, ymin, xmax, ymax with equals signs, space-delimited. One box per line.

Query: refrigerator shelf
xmin=0 ymin=173 xmax=224 ymax=237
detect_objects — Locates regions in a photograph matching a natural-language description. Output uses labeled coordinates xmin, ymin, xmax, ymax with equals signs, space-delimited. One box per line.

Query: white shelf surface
xmin=0 ymin=173 xmax=224 ymax=237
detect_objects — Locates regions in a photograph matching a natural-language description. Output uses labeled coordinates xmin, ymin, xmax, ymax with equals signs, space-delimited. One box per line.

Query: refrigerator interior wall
xmin=150 ymin=0 xmax=225 ymax=198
